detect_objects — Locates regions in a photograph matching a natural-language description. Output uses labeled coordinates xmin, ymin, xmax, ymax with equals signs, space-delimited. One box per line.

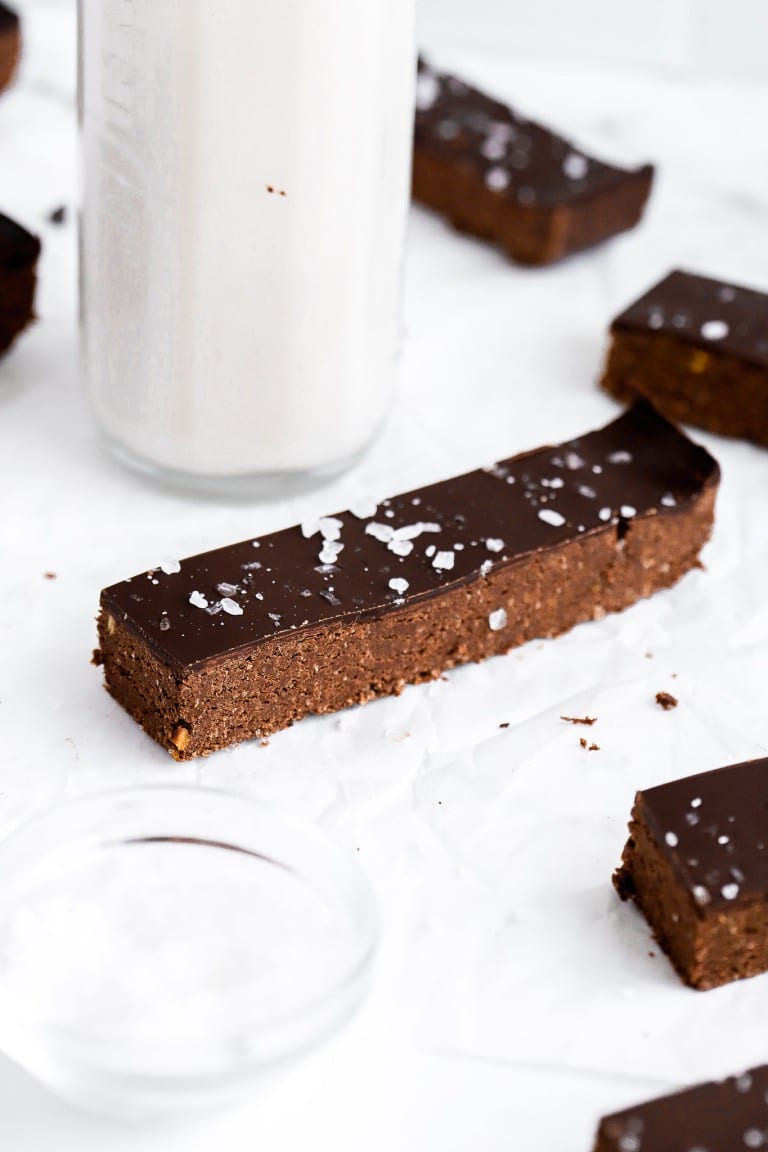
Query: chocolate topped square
xmin=615 ymin=757 xmax=768 ymax=989
xmin=602 ymin=270 xmax=768 ymax=446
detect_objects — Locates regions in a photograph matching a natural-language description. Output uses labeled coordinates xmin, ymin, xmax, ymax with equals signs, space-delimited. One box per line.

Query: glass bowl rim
xmin=0 ymin=784 xmax=378 ymax=1065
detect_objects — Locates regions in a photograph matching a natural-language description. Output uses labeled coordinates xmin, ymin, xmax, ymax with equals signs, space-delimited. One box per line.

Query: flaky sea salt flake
xmin=489 ymin=608 xmax=508 ymax=632
xmin=366 ymin=521 xmax=394 ymax=543
xmin=433 ymin=550 xmax=455 ymax=572
xmin=701 ymin=319 xmax=729 ymax=341
xmin=538 ymin=509 xmax=566 ymax=528
xmin=563 ymin=152 xmax=588 ymax=180
xmin=220 ymin=598 xmax=244 ymax=617
xmin=389 ymin=578 xmax=409 ymax=595
xmin=189 ymin=591 xmax=209 ymax=610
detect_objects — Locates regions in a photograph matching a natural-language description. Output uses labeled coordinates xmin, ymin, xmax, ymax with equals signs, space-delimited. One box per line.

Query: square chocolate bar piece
xmin=602 ymin=269 xmax=768 ymax=447
xmin=595 ymin=1066 xmax=768 ymax=1152
xmin=615 ymin=757 xmax=768 ymax=990
xmin=414 ymin=58 xmax=654 ymax=265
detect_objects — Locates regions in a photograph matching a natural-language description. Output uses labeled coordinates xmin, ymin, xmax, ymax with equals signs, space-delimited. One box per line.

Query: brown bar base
xmin=413 ymin=151 xmax=654 ymax=267
xmin=602 ymin=329 xmax=768 ymax=446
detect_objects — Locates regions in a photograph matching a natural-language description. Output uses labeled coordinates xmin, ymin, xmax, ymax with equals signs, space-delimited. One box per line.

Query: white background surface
xmin=2 ymin=1 xmax=768 ymax=1149
xmin=418 ymin=0 xmax=768 ymax=80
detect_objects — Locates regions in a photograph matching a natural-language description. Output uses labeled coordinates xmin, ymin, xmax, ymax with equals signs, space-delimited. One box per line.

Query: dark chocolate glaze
xmin=414 ymin=58 xmax=653 ymax=210
xmin=0 ymin=3 xmax=18 ymax=34
xmin=0 ymin=212 xmax=40 ymax=273
xmin=599 ymin=1065 xmax=768 ymax=1151
xmin=100 ymin=404 xmax=719 ymax=673
xmin=642 ymin=757 xmax=768 ymax=914
xmin=613 ymin=269 xmax=768 ymax=371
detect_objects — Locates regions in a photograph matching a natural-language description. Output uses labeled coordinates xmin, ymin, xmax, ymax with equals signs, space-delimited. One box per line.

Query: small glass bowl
xmin=0 ymin=787 xmax=377 ymax=1119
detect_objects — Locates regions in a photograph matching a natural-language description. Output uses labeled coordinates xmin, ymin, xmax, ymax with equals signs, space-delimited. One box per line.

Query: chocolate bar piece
xmin=0 ymin=212 xmax=40 ymax=355
xmin=95 ymin=404 xmax=718 ymax=760
xmin=601 ymin=269 xmax=768 ymax=446
xmin=614 ymin=757 xmax=768 ymax=990
xmin=413 ymin=59 xmax=654 ymax=265
xmin=595 ymin=1066 xmax=768 ymax=1152
xmin=0 ymin=4 xmax=20 ymax=94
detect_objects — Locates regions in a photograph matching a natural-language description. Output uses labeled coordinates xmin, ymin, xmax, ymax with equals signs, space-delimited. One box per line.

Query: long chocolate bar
xmin=595 ymin=1065 xmax=768 ymax=1151
xmin=95 ymin=404 xmax=719 ymax=760
xmin=414 ymin=58 xmax=654 ymax=265
xmin=602 ymin=269 xmax=768 ymax=446
xmin=615 ymin=757 xmax=768 ymax=990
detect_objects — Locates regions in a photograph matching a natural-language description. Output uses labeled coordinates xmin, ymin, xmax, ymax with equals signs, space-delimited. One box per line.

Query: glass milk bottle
xmin=79 ymin=0 xmax=415 ymax=495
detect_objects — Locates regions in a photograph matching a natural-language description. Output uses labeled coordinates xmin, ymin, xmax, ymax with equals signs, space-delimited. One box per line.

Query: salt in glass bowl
xmin=0 ymin=786 xmax=377 ymax=1119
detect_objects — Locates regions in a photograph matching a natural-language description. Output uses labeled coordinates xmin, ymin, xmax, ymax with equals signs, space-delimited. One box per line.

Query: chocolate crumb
xmin=43 ymin=571 xmax=57 ymax=580
xmin=589 ymin=742 xmax=600 ymax=752
xmin=48 ymin=205 xmax=67 ymax=225
xmin=656 ymin=691 xmax=679 ymax=711
xmin=499 ymin=722 xmax=510 ymax=729
xmin=580 ymin=737 xmax=588 ymax=749
xmin=562 ymin=715 xmax=597 ymax=726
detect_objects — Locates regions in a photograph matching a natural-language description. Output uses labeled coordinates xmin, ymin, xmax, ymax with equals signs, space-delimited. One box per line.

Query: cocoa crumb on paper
xmin=655 ymin=691 xmax=678 ymax=711
xmin=562 ymin=715 xmax=597 ymax=726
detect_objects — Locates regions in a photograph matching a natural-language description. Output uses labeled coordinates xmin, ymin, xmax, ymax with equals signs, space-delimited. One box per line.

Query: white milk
xmin=80 ymin=0 xmax=415 ymax=491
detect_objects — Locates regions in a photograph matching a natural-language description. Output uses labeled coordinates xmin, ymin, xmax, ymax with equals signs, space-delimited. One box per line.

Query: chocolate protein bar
xmin=95 ymin=403 xmax=718 ymax=760
xmin=413 ymin=58 xmax=654 ymax=265
xmin=602 ymin=269 xmax=768 ymax=446
xmin=615 ymin=756 xmax=768 ymax=990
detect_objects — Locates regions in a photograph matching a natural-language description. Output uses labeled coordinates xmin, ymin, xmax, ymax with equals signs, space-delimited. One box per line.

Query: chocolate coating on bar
xmin=101 ymin=404 xmax=718 ymax=672
xmin=612 ymin=269 xmax=768 ymax=371
xmin=597 ymin=1065 xmax=768 ymax=1151
xmin=640 ymin=757 xmax=768 ymax=913
xmin=0 ymin=4 xmax=18 ymax=34
xmin=415 ymin=58 xmax=653 ymax=210
xmin=0 ymin=211 xmax=40 ymax=271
